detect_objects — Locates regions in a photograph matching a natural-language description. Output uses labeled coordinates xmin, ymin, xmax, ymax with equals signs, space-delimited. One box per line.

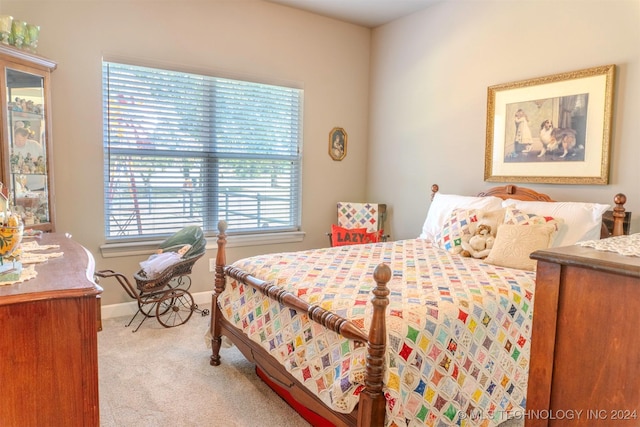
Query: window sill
xmin=100 ymin=231 xmax=306 ymax=259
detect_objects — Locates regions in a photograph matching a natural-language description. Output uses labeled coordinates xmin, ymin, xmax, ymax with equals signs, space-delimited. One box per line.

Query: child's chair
xmin=328 ymin=202 xmax=388 ymax=247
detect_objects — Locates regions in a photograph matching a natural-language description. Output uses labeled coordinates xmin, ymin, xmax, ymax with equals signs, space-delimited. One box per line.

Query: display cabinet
xmin=0 ymin=44 xmax=56 ymax=231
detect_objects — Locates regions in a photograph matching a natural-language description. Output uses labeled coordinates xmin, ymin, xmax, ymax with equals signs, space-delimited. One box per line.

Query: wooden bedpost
xmin=612 ymin=193 xmax=627 ymax=237
xmin=357 ymin=263 xmax=391 ymax=427
xmin=210 ymin=220 xmax=228 ymax=366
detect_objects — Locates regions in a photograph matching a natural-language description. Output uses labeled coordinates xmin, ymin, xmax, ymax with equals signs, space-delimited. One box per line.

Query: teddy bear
xmin=460 ymin=223 xmax=495 ymax=259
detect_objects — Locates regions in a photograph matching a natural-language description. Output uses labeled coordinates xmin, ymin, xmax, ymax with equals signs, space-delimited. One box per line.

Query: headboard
xmin=430 ymin=184 xmax=628 ymax=238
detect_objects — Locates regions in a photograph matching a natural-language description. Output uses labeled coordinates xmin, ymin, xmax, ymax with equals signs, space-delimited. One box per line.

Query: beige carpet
xmin=98 ymin=304 xmax=309 ymax=426
xmin=98 ymin=304 xmax=523 ymax=427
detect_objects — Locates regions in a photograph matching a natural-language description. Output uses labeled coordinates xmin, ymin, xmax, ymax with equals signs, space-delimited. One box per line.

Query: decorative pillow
xmin=435 ymin=208 xmax=481 ymax=254
xmin=365 ymin=229 xmax=383 ymax=243
xmin=485 ymin=224 xmax=556 ymax=271
xmin=501 ymin=199 xmax=610 ymax=247
xmin=503 ymin=206 xmax=563 ymax=232
xmin=419 ymin=193 xmax=503 ymax=241
xmin=478 ymin=208 xmax=506 ymax=231
xmin=331 ymin=224 xmax=380 ymax=247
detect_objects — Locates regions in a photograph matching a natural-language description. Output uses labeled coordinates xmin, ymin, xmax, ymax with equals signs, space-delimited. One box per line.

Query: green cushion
xmin=159 ymin=226 xmax=206 ymax=258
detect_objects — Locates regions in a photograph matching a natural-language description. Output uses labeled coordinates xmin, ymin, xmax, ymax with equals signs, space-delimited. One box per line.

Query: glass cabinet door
xmin=5 ymin=67 xmax=50 ymax=228
xmin=0 ymin=46 xmax=56 ymax=231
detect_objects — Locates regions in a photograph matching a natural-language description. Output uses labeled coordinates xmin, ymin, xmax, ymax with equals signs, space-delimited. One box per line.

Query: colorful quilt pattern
xmin=218 ymin=239 xmax=535 ymax=426
xmin=337 ymin=202 xmax=383 ymax=233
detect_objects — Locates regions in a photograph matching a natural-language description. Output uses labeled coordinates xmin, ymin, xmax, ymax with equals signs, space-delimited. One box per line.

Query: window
xmin=102 ymin=61 xmax=303 ymax=241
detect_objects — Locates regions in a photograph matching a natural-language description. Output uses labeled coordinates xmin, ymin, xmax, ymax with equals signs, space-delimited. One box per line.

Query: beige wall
xmin=3 ymin=0 xmax=639 ymax=305
xmin=368 ymin=0 xmax=640 ymax=240
xmin=1 ymin=1 xmax=372 ymax=304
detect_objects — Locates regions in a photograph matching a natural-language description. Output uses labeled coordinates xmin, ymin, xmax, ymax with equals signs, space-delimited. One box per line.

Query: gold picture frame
xmin=485 ymin=64 xmax=615 ymax=184
xmin=328 ymin=127 xmax=347 ymax=161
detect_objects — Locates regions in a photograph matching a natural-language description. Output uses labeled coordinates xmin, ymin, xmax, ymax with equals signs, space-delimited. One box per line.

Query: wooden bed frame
xmin=209 ymin=184 xmax=628 ymax=427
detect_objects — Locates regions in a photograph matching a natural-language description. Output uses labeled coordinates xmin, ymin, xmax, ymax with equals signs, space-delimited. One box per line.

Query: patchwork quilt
xmin=337 ymin=202 xmax=384 ymax=233
xmin=218 ymin=239 xmax=536 ymax=426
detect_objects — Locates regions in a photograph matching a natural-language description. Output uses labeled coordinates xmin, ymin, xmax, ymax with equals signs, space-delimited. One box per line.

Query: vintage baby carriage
xmin=95 ymin=226 xmax=209 ymax=332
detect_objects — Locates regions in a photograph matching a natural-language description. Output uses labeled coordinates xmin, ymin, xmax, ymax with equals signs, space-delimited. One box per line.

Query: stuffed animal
xmin=460 ymin=223 xmax=495 ymax=259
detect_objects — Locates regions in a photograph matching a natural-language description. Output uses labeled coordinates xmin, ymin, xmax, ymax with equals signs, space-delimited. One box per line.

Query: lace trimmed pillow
xmin=504 ymin=206 xmax=563 ymax=230
xmin=501 ymin=199 xmax=610 ymax=246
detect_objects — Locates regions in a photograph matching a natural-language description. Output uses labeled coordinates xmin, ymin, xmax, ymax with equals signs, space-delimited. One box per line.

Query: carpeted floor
xmin=98 ymin=304 xmax=310 ymax=426
xmin=98 ymin=304 xmax=523 ymax=427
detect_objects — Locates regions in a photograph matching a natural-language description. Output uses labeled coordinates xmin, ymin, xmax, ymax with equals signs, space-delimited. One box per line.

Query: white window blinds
xmin=102 ymin=61 xmax=303 ymax=240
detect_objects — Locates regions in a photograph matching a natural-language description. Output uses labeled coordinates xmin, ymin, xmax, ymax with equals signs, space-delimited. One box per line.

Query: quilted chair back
xmin=337 ymin=202 xmax=386 ymax=233
xmin=328 ymin=202 xmax=388 ymax=247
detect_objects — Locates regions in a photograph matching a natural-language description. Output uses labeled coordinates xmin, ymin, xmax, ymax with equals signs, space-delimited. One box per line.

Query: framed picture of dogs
xmin=484 ymin=64 xmax=615 ymax=184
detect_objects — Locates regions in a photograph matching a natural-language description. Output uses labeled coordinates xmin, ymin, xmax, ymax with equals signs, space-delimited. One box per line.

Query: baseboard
xmin=101 ymin=291 xmax=212 ymax=319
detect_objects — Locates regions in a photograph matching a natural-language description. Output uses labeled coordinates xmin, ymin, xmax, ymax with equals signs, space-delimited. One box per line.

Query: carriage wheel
xmin=156 ymin=290 xmax=195 ymax=328
xmin=137 ymin=293 xmax=171 ymax=318
xmin=137 ymin=294 xmax=158 ymax=317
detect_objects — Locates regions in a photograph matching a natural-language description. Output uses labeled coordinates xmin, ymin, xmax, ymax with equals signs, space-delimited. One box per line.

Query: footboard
xmin=210 ymin=221 xmax=389 ymax=427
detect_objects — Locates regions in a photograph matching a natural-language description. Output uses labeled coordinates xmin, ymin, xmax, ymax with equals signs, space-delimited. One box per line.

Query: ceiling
xmin=265 ymin=0 xmax=440 ymax=28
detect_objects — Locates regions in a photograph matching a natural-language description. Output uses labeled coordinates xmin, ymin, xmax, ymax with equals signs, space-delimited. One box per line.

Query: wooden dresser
xmin=526 ymin=243 xmax=640 ymax=426
xmin=0 ymin=234 xmax=102 ymax=427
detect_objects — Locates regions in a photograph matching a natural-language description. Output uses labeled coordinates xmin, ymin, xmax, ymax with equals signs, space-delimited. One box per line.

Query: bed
xmin=208 ymin=184 xmax=628 ymax=427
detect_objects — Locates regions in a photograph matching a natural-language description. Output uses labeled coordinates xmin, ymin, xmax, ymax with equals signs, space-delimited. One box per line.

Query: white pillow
xmin=501 ymin=199 xmax=610 ymax=247
xmin=419 ymin=193 xmax=503 ymax=242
